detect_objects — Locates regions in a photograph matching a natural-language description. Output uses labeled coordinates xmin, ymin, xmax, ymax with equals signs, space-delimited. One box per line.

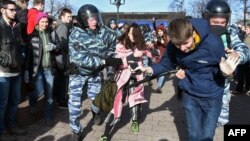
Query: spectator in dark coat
xmin=52 ymin=8 xmax=73 ymax=108
xmin=0 ymin=1 xmax=27 ymax=141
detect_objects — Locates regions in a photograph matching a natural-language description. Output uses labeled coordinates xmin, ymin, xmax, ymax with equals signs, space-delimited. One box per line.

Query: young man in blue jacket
xmin=133 ymin=18 xmax=236 ymax=141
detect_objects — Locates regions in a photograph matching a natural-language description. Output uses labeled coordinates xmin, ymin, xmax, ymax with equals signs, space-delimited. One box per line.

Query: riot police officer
xmin=68 ymin=4 xmax=122 ymax=141
xmin=203 ymin=0 xmax=250 ymax=127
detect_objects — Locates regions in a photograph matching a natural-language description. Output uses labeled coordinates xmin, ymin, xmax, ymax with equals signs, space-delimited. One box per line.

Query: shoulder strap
xmin=226 ymin=33 xmax=231 ymax=49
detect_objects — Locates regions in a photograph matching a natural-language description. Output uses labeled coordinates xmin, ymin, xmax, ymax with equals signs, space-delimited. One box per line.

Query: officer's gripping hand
xmin=64 ymin=63 xmax=79 ymax=75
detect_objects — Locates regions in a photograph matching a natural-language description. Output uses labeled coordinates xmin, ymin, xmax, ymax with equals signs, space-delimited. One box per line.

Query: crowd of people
xmin=0 ymin=0 xmax=249 ymax=141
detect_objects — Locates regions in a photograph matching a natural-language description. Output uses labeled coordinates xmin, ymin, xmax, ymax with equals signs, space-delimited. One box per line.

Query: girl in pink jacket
xmin=99 ymin=23 xmax=152 ymax=141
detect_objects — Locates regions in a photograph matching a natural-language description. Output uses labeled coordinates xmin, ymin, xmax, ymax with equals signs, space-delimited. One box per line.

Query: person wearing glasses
xmin=0 ymin=1 xmax=27 ymax=141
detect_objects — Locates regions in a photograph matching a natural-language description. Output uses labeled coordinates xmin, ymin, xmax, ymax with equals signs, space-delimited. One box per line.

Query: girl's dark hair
xmin=118 ymin=23 xmax=145 ymax=50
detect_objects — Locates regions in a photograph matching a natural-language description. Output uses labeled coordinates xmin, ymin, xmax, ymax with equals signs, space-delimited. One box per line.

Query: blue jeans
xmin=29 ymin=69 xmax=54 ymax=120
xmin=157 ymin=75 xmax=166 ymax=89
xmin=142 ymin=56 xmax=153 ymax=67
xmin=0 ymin=75 xmax=21 ymax=134
xmin=182 ymin=93 xmax=222 ymax=141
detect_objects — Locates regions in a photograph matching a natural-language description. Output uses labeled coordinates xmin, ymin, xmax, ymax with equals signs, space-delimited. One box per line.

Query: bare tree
xmin=186 ymin=0 xmax=209 ymax=18
xmin=45 ymin=0 xmax=74 ymax=17
xmin=241 ymin=0 xmax=250 ymax=26
xmin=169 ymin=0 xmax=186 ymax=12
xmin=47 ymin=0 xmax=55 ymax=15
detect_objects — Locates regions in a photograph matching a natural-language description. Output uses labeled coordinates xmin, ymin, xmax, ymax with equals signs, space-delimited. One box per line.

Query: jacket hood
xmin=189 ymin=18 xmax=209 ymax=43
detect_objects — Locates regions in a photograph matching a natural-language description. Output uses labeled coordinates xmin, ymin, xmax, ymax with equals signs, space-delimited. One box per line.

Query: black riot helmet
xmin=77 ymin=4 xmax=103 ymax=28
xmin=107 ymin=17 xmax=117 ymax=28
xmin=108 ymin=18 xmax=117 ymax=25
xmin=203 ymin=0 xmax=231 ymax=25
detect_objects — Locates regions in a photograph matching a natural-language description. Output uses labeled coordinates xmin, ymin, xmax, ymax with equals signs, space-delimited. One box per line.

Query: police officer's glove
xmin=45 ymin=43 xmax=57 ymax=51
xmin=0 ymin=54 xmax=12 ymax=67
xmin=127 ymin=53 xmax=141 ymax=69
xmin=105 ymin=56 xmax=122 ymax=68
xmin=126 ymin=54 xmax=140 ymax=64
xmin=64 ymin=63 xmax=79 ymax=75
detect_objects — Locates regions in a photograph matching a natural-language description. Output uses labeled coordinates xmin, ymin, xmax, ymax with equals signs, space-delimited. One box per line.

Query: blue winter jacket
xmin=151 ymin=18 xmax=225 ymax=98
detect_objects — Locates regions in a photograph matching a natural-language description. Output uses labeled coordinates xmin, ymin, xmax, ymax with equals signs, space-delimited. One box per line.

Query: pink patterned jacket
xmin=111 ymin=43 xmax=152 ymax=118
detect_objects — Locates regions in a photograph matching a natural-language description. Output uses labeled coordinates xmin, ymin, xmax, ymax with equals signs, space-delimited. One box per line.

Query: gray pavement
xmin=16 ymin=75 xmax=250 ymax=141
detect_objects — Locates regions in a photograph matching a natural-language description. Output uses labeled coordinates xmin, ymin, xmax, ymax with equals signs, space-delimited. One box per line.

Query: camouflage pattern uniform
xmin=68 ymin=26 xmax=117 ymax=133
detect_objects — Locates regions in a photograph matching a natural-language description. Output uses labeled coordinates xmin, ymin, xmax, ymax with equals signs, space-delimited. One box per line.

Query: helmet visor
xmin=83 ymin=12 xmax=103 ymax=27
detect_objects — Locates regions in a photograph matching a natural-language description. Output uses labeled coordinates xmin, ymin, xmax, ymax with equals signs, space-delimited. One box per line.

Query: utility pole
xmin=243 ymin=0 xmax=247 ymax=26
xmin=243 ymin=0 xmax=249 ymax=26
xmin=110 ymin=0 xmax=125 ymax=22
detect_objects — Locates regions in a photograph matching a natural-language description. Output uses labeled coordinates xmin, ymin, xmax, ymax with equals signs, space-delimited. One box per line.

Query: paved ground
xmin=16 ymin=75 xmax=250 ymax=141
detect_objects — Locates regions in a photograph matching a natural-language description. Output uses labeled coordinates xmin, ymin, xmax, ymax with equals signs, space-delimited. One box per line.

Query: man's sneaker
xmin=92 ymin=110 xmax=101 ymax=125
xmin=231 ymin=90 xmax=243 ymax=95
xmin=71 ymin=132 xmax=83 ymax=141
xmin=9 ymin=127 xmax=27 ymax=135
xmin=0 ymin=133 xmax=17 ymax=141
xmin=98 ymin=135 xmax=108 ymax=141
xmin=246 ymin=90 xmax=250 ymax=96
xmin=29 ymin=106 xmax=38 ymax=115
xmin=156 ymin=87 xmax=162 ymax=93
xmin=131 ymin=120 xmax=139 ymax=134
xmin=177 ymin=87 xmax=183 ymax=100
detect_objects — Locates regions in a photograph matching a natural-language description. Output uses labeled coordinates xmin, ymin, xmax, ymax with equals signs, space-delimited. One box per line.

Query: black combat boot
xmin=71 ymin=132 xmax=83 ymax=141
xmin=91 ymin=110 xmax=101 ymax=125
